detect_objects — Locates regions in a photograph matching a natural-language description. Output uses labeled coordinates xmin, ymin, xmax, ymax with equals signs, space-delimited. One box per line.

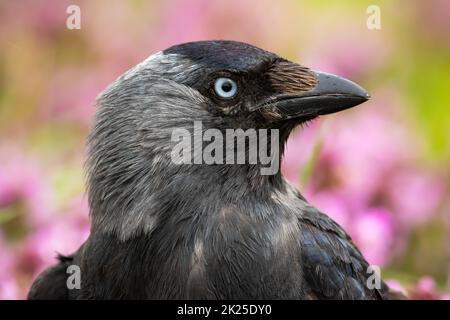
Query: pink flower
xmin=0 ymin=233 xmax=20 ymax=299
xmin=0 ymin=233 xmax=12 ymax=273
xmin=309 ymin=191 xmax=351 ymax=231
xmin=0 ymin=278 xmax=21 ymax=300
xmin=388 ymin=170 xmax=443 ymax=226
xmin=40 ymin=68 xmax=109 ymax=126
xmin=385 ymin=279 xmax=407 ymax=297
xmin=301 ymin=23 xmax=390 ymax=79
xmin=0 ymin=148 xmax=56 ymax=228
xmin=282 ymin=123 xmax=321 ymax=187
xmin=352 ymin=208 xmax=394 ymax=266
xmin=320 ymin=107 xmax=409 ymax=207
xmin=0 ymin=0 xmax=70 ymax=38
xmin=409 ymin=276 xmax=441 ymax=299
xmin=417 ymin=276 xmax=436 ymax=293
xmin=19 ymin=212 xmax=89 ymax=278
xmin=414 ymin=0 xmax=450 ymax=43
xmin=158 ymin=0 xmax=291 ymax=49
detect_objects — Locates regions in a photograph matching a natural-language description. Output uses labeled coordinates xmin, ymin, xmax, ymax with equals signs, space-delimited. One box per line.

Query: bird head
xmin=160 ymin=40 xmax=369 ymax=128
xmin=87 ymin=40 xmax=369 ymax=238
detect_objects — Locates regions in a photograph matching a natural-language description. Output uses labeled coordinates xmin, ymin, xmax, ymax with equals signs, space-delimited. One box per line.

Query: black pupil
xmin=222 ymin=81 xmax=233 ymax=92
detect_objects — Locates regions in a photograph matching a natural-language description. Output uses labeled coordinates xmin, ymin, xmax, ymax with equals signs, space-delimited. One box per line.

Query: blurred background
xmin=0 ymin=0 xmax=449 ymax=299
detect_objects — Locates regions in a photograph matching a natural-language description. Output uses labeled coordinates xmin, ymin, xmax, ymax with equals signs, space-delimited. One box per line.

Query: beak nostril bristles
xmin=261 ymin=70 xmax=370 ymax=120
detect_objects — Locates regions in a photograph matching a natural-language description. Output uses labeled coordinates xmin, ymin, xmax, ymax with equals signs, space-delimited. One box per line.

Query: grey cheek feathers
xmin=87 ymin=52 xmax=211 ymax=242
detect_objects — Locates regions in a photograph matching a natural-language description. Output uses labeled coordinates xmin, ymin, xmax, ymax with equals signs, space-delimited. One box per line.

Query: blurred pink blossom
xmin=388 ymin=170 xmax=444 ymax=226
xmin=385 ymin=279 xmax=407 ymax=297
xmin=409 ymin=276 xmax=441 ymax=299
xmin=158 ymin=0 xmax=290 ymax=49
xmin=352 ymin=208 xmax=394 ymax=266
xmin=302 ymin=24 xmax=390 ymax=79
xmin=415 ymin=0 xmax=450 ymax=43
xmin=18 ymin=212 xmax=89 ymax=278
xmin=41 ymin=68 xmax=109 ymax=126
xmin=321 ymin=107 xmax=409 ymax=207
xmin=309 ymin=191 xmax=351 ymax=231
xmin=0 ymin=233 xmax=19 ymax=299
xmin=282 ymin=123 xmax=320 ymax=187
xmin=0 ymin=148 xmax=55 ymax=227
xmin=0 ymin=278 xmax=21 ymax=300
xmin=0 ymin=0 xmax=71 ymax=38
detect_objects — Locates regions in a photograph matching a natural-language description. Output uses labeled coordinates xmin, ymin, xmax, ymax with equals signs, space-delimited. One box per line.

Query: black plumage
xmin=28 ymin=40 xmax=391 ymax=300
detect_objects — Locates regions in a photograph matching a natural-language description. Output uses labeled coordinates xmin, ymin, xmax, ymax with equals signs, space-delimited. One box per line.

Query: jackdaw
xmin=29 ymin=40 xmax=391 ymax=300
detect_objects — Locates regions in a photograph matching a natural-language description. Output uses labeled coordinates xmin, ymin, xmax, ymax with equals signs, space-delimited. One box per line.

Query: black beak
xmin=269 ymin=71 xmax=370 ymax=120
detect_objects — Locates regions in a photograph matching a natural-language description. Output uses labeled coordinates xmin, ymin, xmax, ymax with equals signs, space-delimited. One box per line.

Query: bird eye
xmin=214 ymin=78 xmax=238 ymax=99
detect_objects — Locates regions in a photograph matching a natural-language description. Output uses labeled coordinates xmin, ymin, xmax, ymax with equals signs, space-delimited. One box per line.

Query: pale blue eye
xmin=214 ymin=78 xmax=238 ymax=99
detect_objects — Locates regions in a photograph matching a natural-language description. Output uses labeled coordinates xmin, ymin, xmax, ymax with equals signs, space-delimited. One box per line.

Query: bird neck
xmin=87 ymin=122 xmax=294 ymax=241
